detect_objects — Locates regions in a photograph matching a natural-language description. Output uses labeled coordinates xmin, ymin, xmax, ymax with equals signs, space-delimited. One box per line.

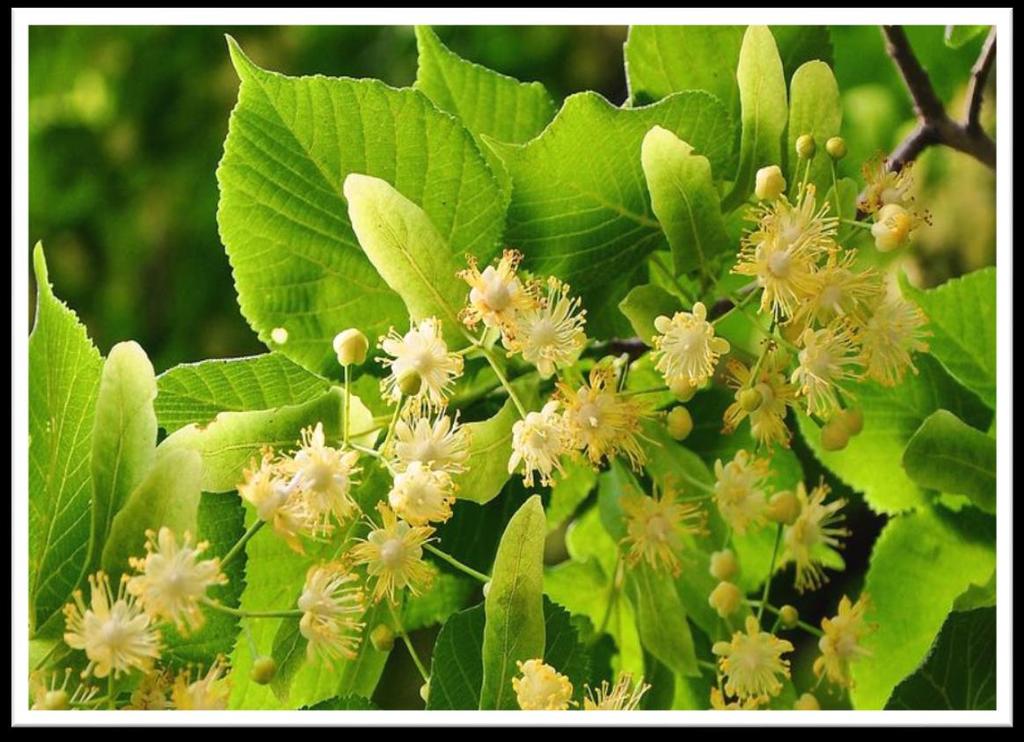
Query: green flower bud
xmin=250 ymin=656 xmax=277 ymax=685
xmin=708 ymin=581 xmax=743 ymax=618
xmin=738 ymin=387 xmax=763 ymax=412
xmin=754 ymin=165 xmax=786 ymax=201
xmin=419 ymin=680 xmax=431 ymax=704
xmin=779 ymin=604 xmax=800 ymax=628
xmin=825 ymin=136 xmax=847 ymax=160
xmin=794 ymin=692 xmax=820 ymax=710
xmin=40 ymin=689 xmax=70 ymax=710
xmin=668 ymin=375 xmax=697 ymax=402
xmin=370 ymin=624 xmax=395 ymax=653
xmin=666 ymin=406 xmax=693 ymax=441
xmin=820 ymin=418 xmax=850 ymax=451
xmin=796 ymin=133 xmax=816 ymax=159
xmin=767 ymin=490 xmax=800 ymax=526
xmin=838 ymin=407 xmax=864 ymax=437
xmin=333 ymin=328 xmax=369 ymax=366
xmin=709 ymin=549 xmax=738 ymax=582
xmin=397 ymin=368 xmax=423 ymax=396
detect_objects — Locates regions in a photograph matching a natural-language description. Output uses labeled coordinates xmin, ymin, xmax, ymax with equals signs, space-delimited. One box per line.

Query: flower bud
xmin=270 ymin=327 xmax=289 ymax=345
xmin=709 ymin=549 xmax=738 ymax=582
xmin=738 ymin=387 xmax=763 ymax=413
xmin=419 ymin=680 xmax=431 ymax=704
xmin=250 ymin=656 xmax=277 ymax=685
xmin=370 ymin=624 xmax=395 ymax=653
xmin=40 ymin=689 xmax=70 ymax=710
xmin=766 ymin=490 xmax=800 ymax=525
xmin=871 ymin=203 xmax=913 ymax=252
xmin=482 ymin=580 xmax=491 ymax=598
xmin=837 ymin=407 xmax=864 ymax=437
xmin=668 ymin=375 xmax=697 ymax=402
xmin=666 ymin=406 xmax=693 ymax=441
xmin=779 ymin=604 xmax=799 ymax=628
xmin=333 ymin=328 xmax=369 ymax=366
xmin=397 ymin=368 xmax=423 ymax=396
xmin=820 ymin=417 xmax=850 ymax=451
xmin=794 ymin=692 xmax=821 ymax=710
xmin=708 ymin=581 xmax=743 ymax=618
xmin=796 ymin=134 xmax=816 ymax=160
xmin=825 ymin=136 xmax=847 ymax=160
xmin=754 ymin=165 xmax=786 ymax=201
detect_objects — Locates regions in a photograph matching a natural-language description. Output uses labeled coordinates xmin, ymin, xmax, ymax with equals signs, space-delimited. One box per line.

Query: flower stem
xmin=203 ymin=598 xmax=302 ymax=619
xmin=620 ymin=386 xmax=669 ymax=397
xmin=590 ymin=554 xmax=623 ymax=645
xmin=757 ymin=524 xmax=783 ymax=623
xmin=830 ymin=159 xmax=842 ymax=223
xmin=379 ymin=394 xmax=404 ymax=455
xmin=389 ymin=601 xmax=430 ymax=683
xmin=343 ymin=364 xmax=351 ymax=447
xmin=749 ymin=600 xmax=824 ymax=637
xmin=424 ymin=543 xmax=490 ymax=584
xmin=474 ymin=337 xmax=528 ymax=418
xmin=221 ymin=519 xmax=265 ymax=569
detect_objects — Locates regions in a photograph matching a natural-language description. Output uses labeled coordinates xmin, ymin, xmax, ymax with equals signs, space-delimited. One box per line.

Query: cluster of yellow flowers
xmin=52 ymin=529 xmax=232 ymax=709
xmin=512 ymin=659 xmax=651 ymax=711
xmin=721 ymin=152 xmax=931 ymax=453
xmin=46 ymin=143 xmax=924 ymax=714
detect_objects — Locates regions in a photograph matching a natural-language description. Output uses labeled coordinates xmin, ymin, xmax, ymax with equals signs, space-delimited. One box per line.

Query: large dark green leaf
xmin=886 ymin=607 xmax=995 ymax=710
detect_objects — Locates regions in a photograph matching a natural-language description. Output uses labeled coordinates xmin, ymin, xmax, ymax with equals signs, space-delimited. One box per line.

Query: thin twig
xmin=964 ymin=27 xmax=997 ymax=133
xmin=868 ymin=25 xmax=996 ymax=189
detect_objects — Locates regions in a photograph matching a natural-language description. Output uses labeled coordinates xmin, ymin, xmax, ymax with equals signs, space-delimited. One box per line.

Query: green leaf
xmin=401 ymin=570 xmax=474 ymax=632
xmin=945 ymin=25 xmax=990 ymax=49
xmin=426 ymin=603 xmax=486 ymax=710
xmin=303 ymin=694 xmax=378 ymax=710
xmin=786 ymin=61 xmax=842 ymax=197
xmin=903 ymin=268 xmax=996 ymax=408
xmin=414 ymin=26 xmax=555 ymax=146
xmin=903 ymin=410 xmax=996 ymax=514
xmin=797 ymin=354 xmax=991 ymax=514
xmin=343 ymin=173 xmax=469 ymax=348
xmin=155 ymin=353 xmax=330 ymax=434
xmin=216 ymin=37 xmax=504 ymax=375
xmin=770 ymin=26 xmax=834 ymax=81
xmin=159 ymin=387 xmax=374 ymax=493
xmin=29 ymin=244 xmax=104 ymax=634
xmin=452 ymin=397 xmax=520 ymax=505
xmin=626 ymin=562 xmax=699 ymax=677
xmin=544 ymin=556 xmax=645 ymax=679
xmin=100 ymin=447 xmax=203 ymax=579
xmin=624 ymin=25 xmax=831 ymax=112
xmin=850 ymin=507 xmax=995 ymax=709
xmin=161 ymin=493 xmax=247 ymax=668
xmin=886 ymin=607 xmax=995 ymax=710
xmin=625 ymin=26 xmax=746 ymax=110
xmin=487 ymin=90 xmax=733 ymax=336
xmin=542 ymin=598 xmax=592 ymax=702
xmin=641 ymin=126 xmax=731 ymax=277
xmin=723 ymin=25 xmax=788 ymax=211
xmin=429 ymin=597 xmax=589 ymax=710
xmin=480 ymin=495 xmax=546 ymax=709
xmin=546 ymin=458 xmax=597 ymax=532
xmin=87 ymin=341 xmax=158 ymax=576
xmin=618 ymin=283 xmax=684 ymax=345
xmin=953 ymin=570 xmax=996 ymax=612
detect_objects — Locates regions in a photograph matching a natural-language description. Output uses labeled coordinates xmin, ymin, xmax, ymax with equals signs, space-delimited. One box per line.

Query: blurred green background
xmin=28 ymin=25 xmax=995 ymax=372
